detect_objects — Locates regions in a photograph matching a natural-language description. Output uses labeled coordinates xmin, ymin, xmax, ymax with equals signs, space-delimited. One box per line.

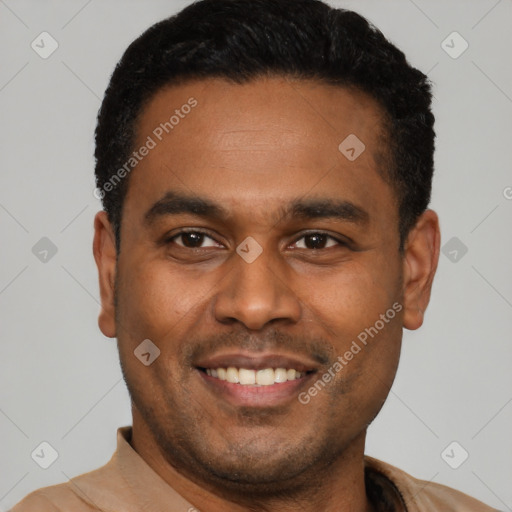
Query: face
xmin=94 ymin=76 xmax=439 ymax=494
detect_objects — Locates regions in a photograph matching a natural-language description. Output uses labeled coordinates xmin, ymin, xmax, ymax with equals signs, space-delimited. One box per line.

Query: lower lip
xmin=197 ymin=369 xmax=314 ymax=407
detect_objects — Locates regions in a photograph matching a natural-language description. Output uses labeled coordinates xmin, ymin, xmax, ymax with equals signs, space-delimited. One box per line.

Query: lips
xmin=195 ymin=352 xmax=318 ymax=399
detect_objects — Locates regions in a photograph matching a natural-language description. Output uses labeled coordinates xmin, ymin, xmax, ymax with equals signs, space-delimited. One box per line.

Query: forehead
xmin=136 ymin=76 xmax=386 ymax=158
xmin=125 ymin=76 xmax=394 ymax=229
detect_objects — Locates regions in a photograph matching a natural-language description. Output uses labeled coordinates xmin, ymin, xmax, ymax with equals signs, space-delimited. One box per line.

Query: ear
xmin=93 ymin=211 xmax=117 ymax=338
xmin=402 ymin=209 xmax=441 ymax=330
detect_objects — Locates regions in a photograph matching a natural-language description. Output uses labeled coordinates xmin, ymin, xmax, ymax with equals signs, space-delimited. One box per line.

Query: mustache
xmin=181 ymin=326 xmax=333 ymax=367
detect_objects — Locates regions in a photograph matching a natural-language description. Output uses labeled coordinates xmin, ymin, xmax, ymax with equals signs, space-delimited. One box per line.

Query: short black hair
xmin=94 ymin=0 xmax=435 ymax=252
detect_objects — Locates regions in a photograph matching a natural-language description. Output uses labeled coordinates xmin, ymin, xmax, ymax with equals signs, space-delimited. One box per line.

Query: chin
xmin=154 ymin=421 xmax=341 ymax=498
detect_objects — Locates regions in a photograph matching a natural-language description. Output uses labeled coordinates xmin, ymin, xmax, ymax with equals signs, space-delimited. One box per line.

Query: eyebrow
xmin=286 ymin=198 xmax=369 ymax=225
xmin=145 ymin=191 xmax=230 ymax=224
xmin=144 ymin=191 xmax=369 ymax=226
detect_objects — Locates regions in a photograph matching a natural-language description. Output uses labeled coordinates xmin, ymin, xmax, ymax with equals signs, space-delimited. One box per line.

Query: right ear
xmin=93 ymin=211 xmax=117 ymax=338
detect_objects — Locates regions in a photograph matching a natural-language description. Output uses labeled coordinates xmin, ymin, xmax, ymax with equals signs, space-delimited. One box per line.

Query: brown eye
xmin=169 ymin=231 xmax=220 ymax=249
xmin=180 ymin=232 xmax=204 ymax=247
xmin=294 ymin=233 xmax=341 ymax=250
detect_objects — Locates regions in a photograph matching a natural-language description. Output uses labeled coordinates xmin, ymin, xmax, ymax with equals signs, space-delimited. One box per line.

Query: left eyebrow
xmin=282 ymin=197 xmax=370 ymax=226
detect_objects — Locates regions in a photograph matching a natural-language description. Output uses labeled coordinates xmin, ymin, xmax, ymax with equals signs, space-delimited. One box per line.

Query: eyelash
xmin=165 ymin=228 xmax=349 ymax=250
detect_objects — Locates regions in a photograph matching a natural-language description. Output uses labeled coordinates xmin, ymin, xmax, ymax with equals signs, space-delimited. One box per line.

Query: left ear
xmin=402 ymin=209 xmax=441 ymax=330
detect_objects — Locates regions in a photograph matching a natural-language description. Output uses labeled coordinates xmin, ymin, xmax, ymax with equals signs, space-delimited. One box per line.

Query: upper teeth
xmin=205 ymin=367 xmax=304 ymax=385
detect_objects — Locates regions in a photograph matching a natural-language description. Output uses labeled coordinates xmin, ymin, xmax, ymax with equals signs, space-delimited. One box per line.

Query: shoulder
xmin=10 ymin=428 xmax=135 ymax=512
xmin=9 ymin=483 xmax=93 ymax=511
xmin=364 ymin=455 xmax=500 ymax=512
xmin=9 ymin=455 xmax=121 ymax=512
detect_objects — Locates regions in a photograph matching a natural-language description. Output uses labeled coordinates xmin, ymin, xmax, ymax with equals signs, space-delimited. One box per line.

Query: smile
xmin=195 ymin=352 xmax=319 ymax=406
xmin=204 ymin=367 xmax=305 ymax=386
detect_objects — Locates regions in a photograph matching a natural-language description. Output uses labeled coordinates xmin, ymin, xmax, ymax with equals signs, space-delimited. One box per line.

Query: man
xmin=12 ymin=0 xmax=499 ymax=510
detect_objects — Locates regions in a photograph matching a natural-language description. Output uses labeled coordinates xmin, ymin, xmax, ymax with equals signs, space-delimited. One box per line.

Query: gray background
xmin=1 ymin=0 xmax=511 ymax=510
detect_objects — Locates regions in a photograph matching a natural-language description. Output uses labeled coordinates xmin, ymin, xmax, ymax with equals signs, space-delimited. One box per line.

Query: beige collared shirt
xmin=11 ymin=427 xmax=499 ymax=511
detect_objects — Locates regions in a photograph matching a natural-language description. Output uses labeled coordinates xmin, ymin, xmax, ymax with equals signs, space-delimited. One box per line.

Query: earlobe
xmin=93 ymin=211 xmax=117 ymax=338
xmin=402 ymin=209 xmax=441 ymax=331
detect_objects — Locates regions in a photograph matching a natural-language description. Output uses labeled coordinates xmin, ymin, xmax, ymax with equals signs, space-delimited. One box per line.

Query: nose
xmin=213 ymin=246 xmax=302 ymax=331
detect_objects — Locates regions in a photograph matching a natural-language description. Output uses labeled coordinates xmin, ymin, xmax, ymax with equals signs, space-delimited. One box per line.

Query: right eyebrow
xmin=144 ymin=191 xmax=231 ymax=225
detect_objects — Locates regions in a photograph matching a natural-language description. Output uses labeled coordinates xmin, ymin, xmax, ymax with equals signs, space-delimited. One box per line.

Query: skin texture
xmin=93 ymin=76 xmax=440 ymax=512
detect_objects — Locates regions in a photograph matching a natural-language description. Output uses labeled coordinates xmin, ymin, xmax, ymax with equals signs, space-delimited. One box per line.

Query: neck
xmin=131 ymin=410 xmax=374 ymax=512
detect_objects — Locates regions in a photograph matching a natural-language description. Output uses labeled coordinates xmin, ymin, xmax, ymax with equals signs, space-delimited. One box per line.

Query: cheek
xmin=114 ymin=261 xmax=203 ymax=394
xmin=299 ymin=258 xmax=403 ymax=405
xmin=118 ymin=263 xmax=183 ymax=337
xmin=299 ymin=259 xmax=400 ymax=338
xmin=116 ymin=259 xmax=206 ymax=341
